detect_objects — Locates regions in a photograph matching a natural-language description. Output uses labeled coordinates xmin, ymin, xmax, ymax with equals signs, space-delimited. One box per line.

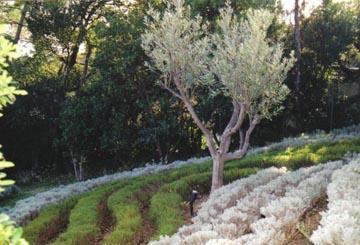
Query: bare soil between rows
xmin=132 ymin=182 xmax=161 ymax=245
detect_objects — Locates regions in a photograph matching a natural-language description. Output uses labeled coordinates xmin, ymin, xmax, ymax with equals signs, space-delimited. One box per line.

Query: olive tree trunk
xmin=211 ymin=155 xmax=225 ymax=190
xmin=169 ymin=77 xmax=259 ymax=192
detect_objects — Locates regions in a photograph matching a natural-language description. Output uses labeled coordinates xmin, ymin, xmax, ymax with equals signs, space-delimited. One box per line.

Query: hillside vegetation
xmin=21 ymin=137 xmax=360 ymax=244
xmin=0 ymin=0 xmax=358 ymax=244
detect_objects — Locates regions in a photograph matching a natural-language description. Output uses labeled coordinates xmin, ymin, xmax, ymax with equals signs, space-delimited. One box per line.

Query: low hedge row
xmin=23 ymin=197 xmax=79 ymax=244
xmin=103 ymin=161 xmax=218 ymax=244
xmin=148 ymin=138 xmax=360 ymax=240
xmin=52 ymin=181 xmax=128 ymax=245
xmin=23 ymin=137 xmax=360 ymax=244
xmin=149 ymin=167 xmax=258 ymax=239
xmin=227 ymin=138 xmax=360 ymax=170
xmin=102 ymin=179 xmax=148 ymax=244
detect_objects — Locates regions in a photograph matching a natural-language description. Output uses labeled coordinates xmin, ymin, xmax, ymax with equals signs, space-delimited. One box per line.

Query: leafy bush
xmin=0 ymin=214 xmax=27 ymax=245
xmin=0 ymin=26 xmax=27 ymax=245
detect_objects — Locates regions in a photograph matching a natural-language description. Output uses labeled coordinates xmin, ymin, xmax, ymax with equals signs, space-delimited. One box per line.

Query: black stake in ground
xmin=189 ymin=190 xmax=198 ymax=217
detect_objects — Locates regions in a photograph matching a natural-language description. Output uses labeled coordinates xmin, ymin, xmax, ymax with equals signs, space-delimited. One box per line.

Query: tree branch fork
xmin=162 ymin=72 xmax=260 ymax=163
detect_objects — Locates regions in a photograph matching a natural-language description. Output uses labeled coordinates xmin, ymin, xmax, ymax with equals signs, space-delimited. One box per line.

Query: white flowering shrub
xmin=153 ymin=161 xmax=343 ymax=245
xmin=237 ymin=163 xmax=341 ymax=245
xmin=195 ymin=167 xmax=286 ymax=224
xmin=212 ymin=161 xmax=341 ymax=238
xmin=310 ymin=156 xmax=360 ymax=245
xmin=153 ymin=167 xmax=286 ymax=243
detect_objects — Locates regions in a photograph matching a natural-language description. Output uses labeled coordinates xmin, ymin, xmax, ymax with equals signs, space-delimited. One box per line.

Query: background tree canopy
xmin=0 ymin=0 xmax=358 ymax=184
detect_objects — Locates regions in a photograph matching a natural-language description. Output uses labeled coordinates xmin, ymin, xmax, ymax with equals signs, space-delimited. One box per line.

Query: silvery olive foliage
xmin=142 ymin=0 xmax=295 ymax=190
xmin=211 ymin=5 xmax=295 ymax=120
xmin=142 ymin=0 xmax=295 ymax=121
xmin=141 ymin=0 xmax=210 ymax=93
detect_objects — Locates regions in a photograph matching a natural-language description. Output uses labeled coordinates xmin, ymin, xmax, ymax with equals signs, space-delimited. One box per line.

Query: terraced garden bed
xmin=22 ymin=137 xmax=360 ymax=244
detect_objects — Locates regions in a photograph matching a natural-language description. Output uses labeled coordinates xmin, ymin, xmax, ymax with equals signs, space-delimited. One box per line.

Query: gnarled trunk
xmin=211 ymin=155 xmax=225 ymax=192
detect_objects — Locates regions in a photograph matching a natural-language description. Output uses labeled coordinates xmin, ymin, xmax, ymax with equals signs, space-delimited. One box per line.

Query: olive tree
xmin=141 ymin=0 xmax=295 ymax=191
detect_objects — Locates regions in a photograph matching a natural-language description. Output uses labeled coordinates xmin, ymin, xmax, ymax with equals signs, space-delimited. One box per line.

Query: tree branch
xmin=159 ymin=81 xmax=182 ymax=99
xmin=224 ymin=115 xmax=260 ymax=161
xmin=224 ymin=101 xmax=240 ymax=131
xmin=219 ymin=102 xmax=246 ymax=154
xmin=239 ymin=129 xmax=244 ymax=149
xmin=173 ymin=76 xmax=218 ymax=157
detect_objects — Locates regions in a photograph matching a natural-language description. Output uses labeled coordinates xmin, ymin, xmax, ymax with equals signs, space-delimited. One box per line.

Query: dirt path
xmin=288 ymin=195 xmax=328 ymax=245
xmin=95 ymin=192 xmax=116 ymax=245
xmin=37 ymin=207 xmax=72 ymax=245
xmin=132 ymin=182 xmax=161 ymax=245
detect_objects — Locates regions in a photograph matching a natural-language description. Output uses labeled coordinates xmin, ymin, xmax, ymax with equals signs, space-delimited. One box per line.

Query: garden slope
xmin=21 ymin=137 xmax=360 ymax=244
xmin=152 ymin=154 xmax=360 ymax=245
xmin=8 ymin=124 xmax=360 ymax=224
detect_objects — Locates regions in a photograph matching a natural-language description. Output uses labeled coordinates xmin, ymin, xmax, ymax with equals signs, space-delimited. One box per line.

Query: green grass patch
xmin=102 ymin=181 xmax=146 ymax=244
xmin=23 ymin=197 xmax=79 ymax=245
xmin=52 ymin=181 xmax=128 ymax=245
xmin=149 ymin=192 xmax=183 ymax=237
xmin=103 ymin=162 xmax=215 ymax=244
xmin=22 ymin=137 xmax=360 ymax=244
xmin=150 ymin=167 xmax=258 ymax=239
xmin=227 ymin=138 xmax=360 ymax=170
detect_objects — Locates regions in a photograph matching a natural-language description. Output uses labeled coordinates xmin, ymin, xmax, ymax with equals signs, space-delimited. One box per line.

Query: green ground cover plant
xmin=52 ymin=181 xmax=129 ymax=245
xmin=22 ymin=137 xmax=360 ymax=244
xmin=23 ymin=197 xmax=79 ymax=244
xmin=149 ymin=138 xmax=360 ymax=239
xmin=227 ymin=138 xmax=360 ymax=170
xmin=149 ymin=168 xmax=257 ymax=239
xmin=103 ymin=163 xmax=213 ymax=244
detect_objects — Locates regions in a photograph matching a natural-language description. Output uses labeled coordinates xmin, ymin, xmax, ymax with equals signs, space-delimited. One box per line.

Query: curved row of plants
xmin=149 ymin=137 xmax=360 ymax=240
xmin=23 ymin=160 xmax=212 ymax=244
xmin=53 ymin=181 xmax=130 ymax=244
xmin=149 ymin=168 xmax=258 ymax=239
xmin=103 ymin=163 xmax=216 ymax=244
xmin=22 ymin=137 xmax=360 ymax=244
xmin=23 ymin=197 xmax=79 ymax=244
xmin=23 ymin=181 xmax=129 ymax=244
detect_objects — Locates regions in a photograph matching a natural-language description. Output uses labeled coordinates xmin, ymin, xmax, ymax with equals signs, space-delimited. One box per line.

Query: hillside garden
xmin=0 ymin=0 xmax=359 ymax=244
